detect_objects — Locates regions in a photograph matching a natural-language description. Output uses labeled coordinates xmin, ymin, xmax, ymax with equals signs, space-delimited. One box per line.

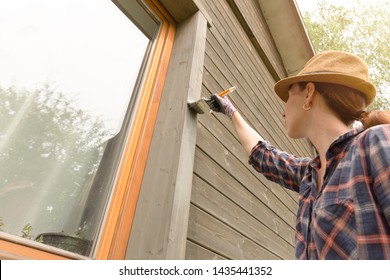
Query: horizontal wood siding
xmin=227 ymin=0 xmax=286 ymax=79
xmin=186 ymin=0 xmax=313 ymax=259
xmin=185 ymin=240 xmax=226 ymax=260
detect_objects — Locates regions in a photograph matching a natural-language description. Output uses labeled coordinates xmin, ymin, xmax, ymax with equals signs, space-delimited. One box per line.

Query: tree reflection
xmin=0 ymin=84 xmax=112 ymax=239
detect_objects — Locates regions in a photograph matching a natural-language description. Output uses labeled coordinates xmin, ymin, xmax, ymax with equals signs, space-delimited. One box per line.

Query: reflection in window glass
xmin=0 ymin=0 xmax=158 ymax=256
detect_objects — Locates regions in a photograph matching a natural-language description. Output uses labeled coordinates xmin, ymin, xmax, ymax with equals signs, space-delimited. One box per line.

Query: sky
xmin=0 ymin=0 xmax=150 ymax=134
xmin=295 ymin=0 xmax=386 ymax=12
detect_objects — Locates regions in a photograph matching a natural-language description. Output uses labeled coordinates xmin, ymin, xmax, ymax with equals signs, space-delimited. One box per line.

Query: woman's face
xmin=283 ymin=83 xmax=309 ymax=138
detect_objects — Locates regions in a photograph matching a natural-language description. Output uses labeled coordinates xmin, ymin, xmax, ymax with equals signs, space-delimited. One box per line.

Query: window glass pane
xmin=0 ymin=0 xmax=159 ymax=256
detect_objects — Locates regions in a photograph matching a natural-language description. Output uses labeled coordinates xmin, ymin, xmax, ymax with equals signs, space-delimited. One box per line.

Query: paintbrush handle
xmin=218 ymin=86 xmax=236 ymax=97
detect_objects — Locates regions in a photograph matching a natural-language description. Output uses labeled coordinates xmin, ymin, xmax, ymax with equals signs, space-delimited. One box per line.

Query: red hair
xmin=298 ymin=82 xmax=390 ymax=128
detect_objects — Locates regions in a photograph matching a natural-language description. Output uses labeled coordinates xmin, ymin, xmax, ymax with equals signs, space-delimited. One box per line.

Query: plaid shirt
xmin=249 ymin=124 xmax=390 ymax=259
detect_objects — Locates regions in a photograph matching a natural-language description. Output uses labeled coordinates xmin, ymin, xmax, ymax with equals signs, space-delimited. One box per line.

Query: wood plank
xmin=188 ymin=0 xmax=314 ymax=261
xmin=199 ymin=82 xmax=300 ymax=205
xmin=202 ymin=52 xmax=284 ymax=145
xmin=226 ymin=0 xmax=286 ymax=78
xmin=200 ymin=117 xmax=298 ymax=213
xmin=201 ymin=0 xmax=313 ymax=157
xmin=233 ymin=0 xmax=285 ymax=73
xmin=185 ymin=240 xmax=226 ymax=260
xmin=195 ymin=122 xmax=297 ymax=226
xmin=202 ymin=8 xmax=312 ymax=156
xmin=196 ymin=104 xmax=299 ymax=212
xmin=204 ymin=2 xmax=282 ymax=114
xmin=126 ymin=11 xmax=207 ymax=260
xmin=191 ymin=174 xmax=295 ymax=259
xmin=188 ymin=204 xmax=280 ymax=259
xmin=203 ymin=50 xmax=304 ymax=156
xmin=204 ymin=0 xmax=279 ymax=98
xmin=159 ymin=0 xmax=198 ymax=23
xmin=193 ymin=148 xmax=295 ymax=245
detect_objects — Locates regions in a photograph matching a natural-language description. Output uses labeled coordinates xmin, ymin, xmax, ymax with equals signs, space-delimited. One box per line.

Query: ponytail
xmin=358 ymin=110 xmax=390 ymax=129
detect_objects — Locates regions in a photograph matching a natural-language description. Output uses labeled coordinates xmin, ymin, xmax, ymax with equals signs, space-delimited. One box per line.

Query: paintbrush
xmin=188 ymin=86 xmax=236 ymax=114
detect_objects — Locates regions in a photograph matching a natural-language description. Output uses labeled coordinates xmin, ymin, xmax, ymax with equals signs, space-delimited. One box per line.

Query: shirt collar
xmin=310 ymin=126 xmax=365 ymax=169
xmin=329 ymin=126 xmax=364 ymax=148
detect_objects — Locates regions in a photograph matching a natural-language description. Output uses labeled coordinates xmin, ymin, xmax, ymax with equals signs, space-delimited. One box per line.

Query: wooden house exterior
xmin=0 ymin=0 xmax=314 ymax=260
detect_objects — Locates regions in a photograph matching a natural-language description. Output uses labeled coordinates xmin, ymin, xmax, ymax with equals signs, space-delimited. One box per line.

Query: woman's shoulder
xmin=353 ymin=124 xmax=390 ymax=150
xmin=366 ymin=124 xmax=390 ymax=131
xmin=359 ymin=124 xmax=390 ymax=138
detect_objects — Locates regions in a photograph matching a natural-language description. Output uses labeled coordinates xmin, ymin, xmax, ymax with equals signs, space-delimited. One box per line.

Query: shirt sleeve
xmin=351 ymin=125 xmax=390 ymax=259
xmin=248 ymin=140 xmax=312 ymax=193
xmin=364 ymin=125 xmax=390 ymax=226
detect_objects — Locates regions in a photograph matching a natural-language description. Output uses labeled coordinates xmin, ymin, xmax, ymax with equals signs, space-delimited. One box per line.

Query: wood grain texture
xmin=188 ymin=204 xmax=280 ymax=259
xmin=186 ymin=0 xmax=314 ymax=260
xmin=126 ymin=11 xmax=207 ymax=260
xmin=191 ymin=174 xmax=295 ymax=259
xmin=185 ymin=240 xmax=227 ymax=260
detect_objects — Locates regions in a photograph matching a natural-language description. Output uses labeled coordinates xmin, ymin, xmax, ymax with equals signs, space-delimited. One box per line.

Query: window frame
xmin=0 ymin=0 xmax=175 ymax=260
xmin=95 ymin=0 xmax=176 ymax=260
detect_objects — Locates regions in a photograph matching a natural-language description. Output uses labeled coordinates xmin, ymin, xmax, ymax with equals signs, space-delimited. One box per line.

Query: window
xmin=0 ymin=0 xmax=175 ymax=259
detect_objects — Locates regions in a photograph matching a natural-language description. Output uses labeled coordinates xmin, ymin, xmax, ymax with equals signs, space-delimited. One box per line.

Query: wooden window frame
xmin=125 ymin=8 xmax=209 ymax=260
xmin=95 ymin=0 xmax=175 ymax=260
xmin=0 ymin=0 xmax=175 ymax=260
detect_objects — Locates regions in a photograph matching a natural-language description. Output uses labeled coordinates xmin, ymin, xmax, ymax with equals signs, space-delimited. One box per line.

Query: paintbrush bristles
xmin=218 ymin=86 xmax=236 ymax=97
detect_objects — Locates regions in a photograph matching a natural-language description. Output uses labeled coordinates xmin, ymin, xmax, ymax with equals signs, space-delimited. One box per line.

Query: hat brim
xmin=274 ymin=73 xmax=376 ymax=106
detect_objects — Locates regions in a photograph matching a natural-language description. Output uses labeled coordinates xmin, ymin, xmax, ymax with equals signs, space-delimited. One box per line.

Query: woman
xmin=211 ymin=50 xmax=390 ymax=259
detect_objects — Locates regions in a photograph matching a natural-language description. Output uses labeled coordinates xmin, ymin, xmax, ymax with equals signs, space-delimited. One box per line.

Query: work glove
xmin=210 ymin=94 xmax=237 ymax=119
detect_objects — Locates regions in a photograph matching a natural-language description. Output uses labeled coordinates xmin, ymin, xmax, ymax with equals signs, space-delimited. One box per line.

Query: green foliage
xmin=0 ymin=84 xmax=112 ymax=236
xmin=301 ymin=0 xmax=390 ymax=110
xmin=0 ymin=85 xmax=109 ymax=185
xmin=21 ymin=223 xmax=33 ymax=239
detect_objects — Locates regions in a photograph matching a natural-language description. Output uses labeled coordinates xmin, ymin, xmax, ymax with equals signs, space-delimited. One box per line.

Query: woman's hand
xmin=210 ymin=94 xmax=237 ymax=119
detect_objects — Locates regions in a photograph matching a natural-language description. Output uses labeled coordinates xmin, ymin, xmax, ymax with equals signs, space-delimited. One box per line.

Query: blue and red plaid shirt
xmin=249 ymin=124 xmax=390 ymax=259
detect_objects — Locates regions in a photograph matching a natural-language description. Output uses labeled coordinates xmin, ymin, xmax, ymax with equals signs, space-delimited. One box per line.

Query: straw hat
xmin=274 ymin=50 xmax=376 ymax=106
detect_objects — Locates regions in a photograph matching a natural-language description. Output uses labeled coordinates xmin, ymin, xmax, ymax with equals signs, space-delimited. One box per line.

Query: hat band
xmin=301 ymin=70 xmax=345 ymax=75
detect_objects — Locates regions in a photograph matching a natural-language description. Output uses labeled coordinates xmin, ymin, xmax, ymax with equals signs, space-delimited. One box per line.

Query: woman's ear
xmin=305 ymin=82 xmax=316 ymax=101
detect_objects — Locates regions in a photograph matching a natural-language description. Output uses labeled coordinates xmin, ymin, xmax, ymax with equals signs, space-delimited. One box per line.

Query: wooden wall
xmin=185 ymin=0 xmax=313 ymax=260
